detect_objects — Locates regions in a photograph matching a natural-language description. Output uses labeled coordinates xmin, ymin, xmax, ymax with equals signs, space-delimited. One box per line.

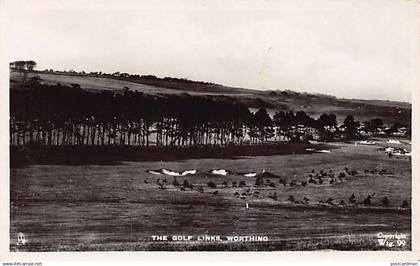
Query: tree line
xmin=10 ymin=83 xmax=409 ymax=147
xmin=10 ymin=60 xmax=37 ymax=71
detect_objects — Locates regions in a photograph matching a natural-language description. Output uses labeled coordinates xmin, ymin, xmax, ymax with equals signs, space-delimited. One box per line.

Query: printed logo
xmin=17 ymin=232 xmax=27 ymax=246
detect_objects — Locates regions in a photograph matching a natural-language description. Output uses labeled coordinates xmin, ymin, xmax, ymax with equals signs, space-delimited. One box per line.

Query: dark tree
xmin=250 ymin=108 xmax=273 ymax=143
xmin=343 ymin=115 xmax=360 ymax=140
xmin=25 ymin=60 xmax=37 ymax=71
xmin=364 ymin=118 xmax=384 ymax=135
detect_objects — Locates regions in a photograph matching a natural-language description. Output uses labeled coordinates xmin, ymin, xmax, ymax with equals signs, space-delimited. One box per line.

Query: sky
xmin=2 ymin=0 xmax=418 ymax=102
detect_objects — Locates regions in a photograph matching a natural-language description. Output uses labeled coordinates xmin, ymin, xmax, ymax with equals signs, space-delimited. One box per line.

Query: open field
xmin=10 ymin=143 xmax=330 ymax=167
xmin=10 ymin=71 xmax=254 ymax=96
xmin=10 ymin=138 xmax=411 ymax=251
xmin=11 ymin=71 xmax=185 ymax=95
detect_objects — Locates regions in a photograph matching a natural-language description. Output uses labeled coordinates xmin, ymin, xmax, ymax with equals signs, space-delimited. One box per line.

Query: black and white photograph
xmin=1 ymin=0 xmax=419 ymax=261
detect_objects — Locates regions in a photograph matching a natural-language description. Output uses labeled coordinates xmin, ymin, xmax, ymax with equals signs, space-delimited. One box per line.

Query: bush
xmin=401 ymin=200 xmax=410 ymax=208
xmin=363 ymin=195 xmax=372 ymax=206
xmin=182 ymin=180 xmax=190 ymax=187
xmin=326 ymin=197 xmax=334 ymax=204
xmin=348 ymin=170 xmax=358 ymax=176
xmin=279 ymin=178 xmax=287 ymax=186
xmin=269 ymin=192 xmax=278 ymax=201
xmin=382 ymin=197 xmax=390 ymax=207
xmin=349 ymin=193 xmax=356 ymax=203
xmin=172 ymin=178 xmax=180 ymax=187
xmin=288 ymin=195 xmax=295 ymax=202
xmin=207 ymin=181 xmax=217 ymax=189
xmin=239 ymin=181 xmax=246 ymax=187
xmin=255 ymin=177 xmax=264 ymax=186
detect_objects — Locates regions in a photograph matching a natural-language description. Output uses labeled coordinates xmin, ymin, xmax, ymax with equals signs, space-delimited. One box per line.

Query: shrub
xmin=182 ymin=180 xmax=190 ymax=187
xmin=172 ymin=178 xmax=180 ymax=187
xmin=348 ymin=170 xmax=358 ymax=176
xmin=207 ymin=181 xmax=217 ymax=189
xmin=326 ymin=197 xmax=334 ymax=204
xmin=349 ymin=193 xmax=356 ymax=203
xmin=401 ymin=200 xmax=410 ymax=208
xmin=279 ymin=178 xmax=287 ymax=186
xmin=288 ymin=195 xmax=295 ymax=202
xmin=255 ymin=177 xmax=264 ymax=187
xmin=269 ymin=192 xmax=278 ymax=201
xmin=363 ymin=195 xmax=372 ymax=206
xmin=382 ymin=197 xmax=390 ymax=207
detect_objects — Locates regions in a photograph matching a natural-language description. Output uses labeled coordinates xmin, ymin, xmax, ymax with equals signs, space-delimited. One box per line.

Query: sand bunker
xmin=360 ymin=140 xmax=376 ymax=145
xmin=244 ymin=172 xmax=257 ymax=177
xmin=146 ymin=169 xmax=197 ymax=176
xmin=211 ymin=169 xmax=229 ymax=175
xmin=315 ymin=150 xmax=331 ymax=153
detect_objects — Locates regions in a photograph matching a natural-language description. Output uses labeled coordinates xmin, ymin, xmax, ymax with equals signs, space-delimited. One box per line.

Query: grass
xmin=10 ymin=142 xmax=330 ymax=167
xmin=9 ymin=138 xmax=412 ymax=251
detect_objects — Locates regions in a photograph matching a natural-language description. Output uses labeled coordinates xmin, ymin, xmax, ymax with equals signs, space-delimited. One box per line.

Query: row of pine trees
xmin=10 ymin=82 xmax=397 ymax=147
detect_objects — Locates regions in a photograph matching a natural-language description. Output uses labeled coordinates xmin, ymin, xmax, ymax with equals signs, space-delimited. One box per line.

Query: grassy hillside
xmin=10 ymin=70 xmax=411 ymax=125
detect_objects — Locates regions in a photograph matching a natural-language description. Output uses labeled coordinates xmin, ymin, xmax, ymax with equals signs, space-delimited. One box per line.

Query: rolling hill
xmin=10 ymin=70 xmax=411 ymax=125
